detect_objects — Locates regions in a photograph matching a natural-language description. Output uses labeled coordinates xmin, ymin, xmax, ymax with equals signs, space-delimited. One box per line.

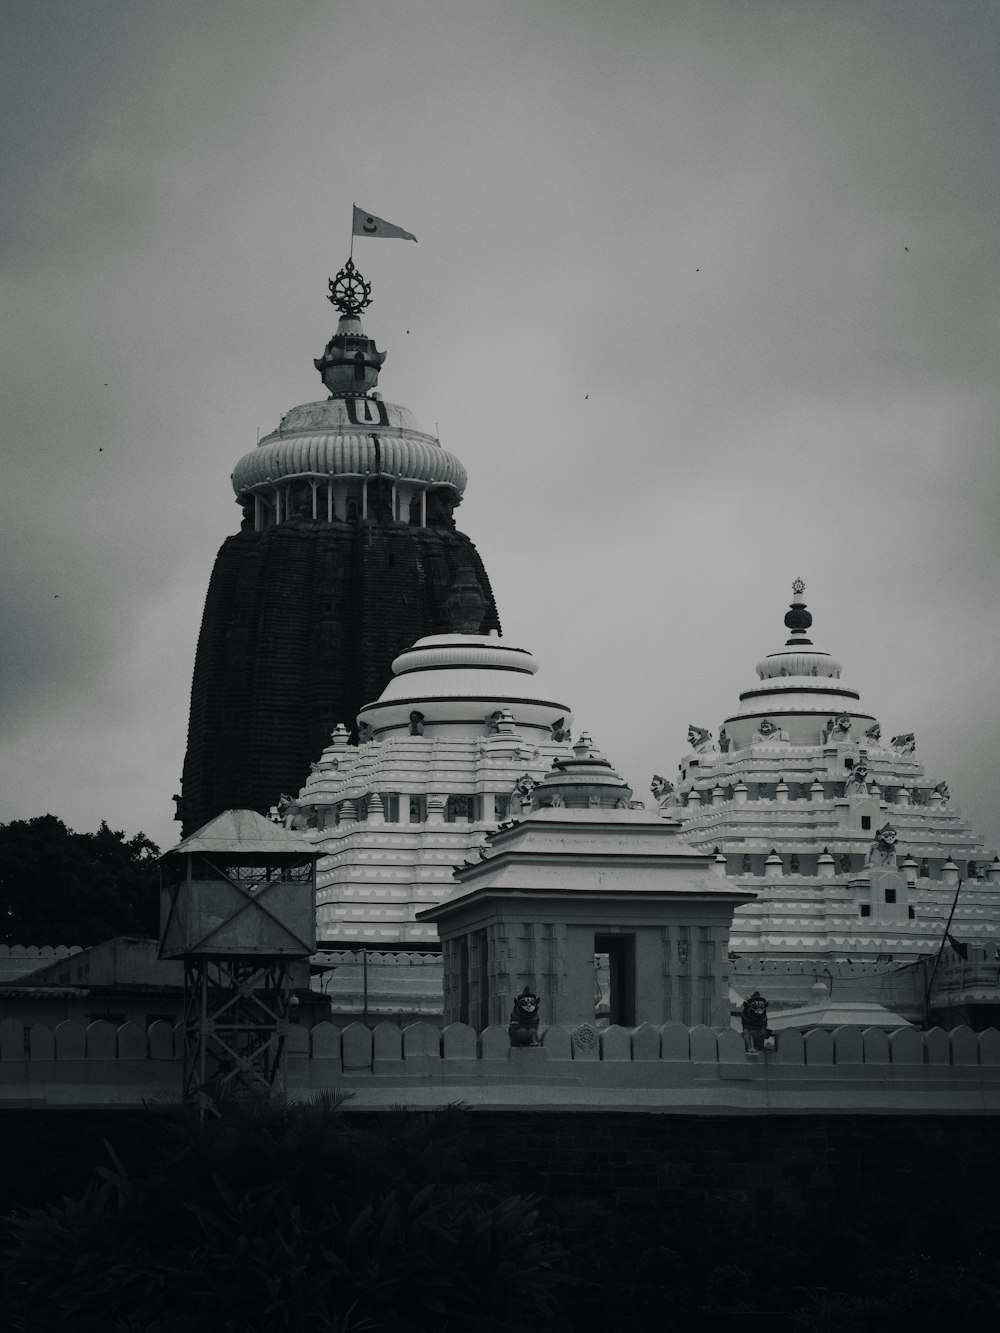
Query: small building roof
xmin=769 ymin=997 xmax=913 ymax=1030
xmin=161 ymin=809 xmax=318 ymax=858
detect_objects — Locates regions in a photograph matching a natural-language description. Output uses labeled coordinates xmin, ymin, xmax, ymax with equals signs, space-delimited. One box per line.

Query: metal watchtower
xmin=159 ymin=809 xmax=318 ymax=1111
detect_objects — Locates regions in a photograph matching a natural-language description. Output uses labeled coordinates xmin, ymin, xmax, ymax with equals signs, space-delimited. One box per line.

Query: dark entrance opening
xmin=594 ymin=934 xmax=636 ymax=1027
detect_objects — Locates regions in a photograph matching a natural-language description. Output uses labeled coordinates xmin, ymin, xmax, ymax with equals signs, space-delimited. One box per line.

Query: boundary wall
xmin=2 ymin=1017 xmax=999 ymax=1112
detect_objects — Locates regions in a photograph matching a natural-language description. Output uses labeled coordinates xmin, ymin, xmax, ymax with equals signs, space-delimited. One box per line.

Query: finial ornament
xmin=792 ymin=577 xmax=805 ymax=595
xmin=327 ymin=258 xmax=373 ymax=315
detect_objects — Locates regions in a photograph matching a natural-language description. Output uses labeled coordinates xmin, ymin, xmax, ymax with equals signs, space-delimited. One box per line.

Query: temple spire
xmin=313 ymin=259 xmax=386 ymax=397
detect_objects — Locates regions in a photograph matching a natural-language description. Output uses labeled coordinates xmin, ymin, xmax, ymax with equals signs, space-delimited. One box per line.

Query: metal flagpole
xmin=923 ymin=873 xmax=963 ymax=1027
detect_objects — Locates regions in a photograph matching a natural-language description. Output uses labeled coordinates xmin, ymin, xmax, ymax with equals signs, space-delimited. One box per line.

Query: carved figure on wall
xmin=839 ymin=853 xmax=853 ymax=874
xmin=513 ymin=773 xmax=538 ymax=811
xmin=790 ymin=853 xmax=801 ymax=873
xmin=718 ymin=727 xmax=731 ymax=753
xmin=891 ymin=732 xmax=916 ymax=754
xmin=409 ymin=710 xmax=425 ymax=736
xmin=687 ymin=725 xmax=714 ymax=753
xmin=865 ymin=722 xmax=882 ymax=743
xmin=865 ymin=823 xmax=898 ymax=868
xmin=550 ymin=717 xmax=570 ymax=743
xmin=650 ymin=775 xmax=674 ymax=805
xmin=358 ymin=721 xmax=374 ymax=743
xmin=508 ymin=986 xmax=541 ymax=1047
xmin=933 ymin=780 xmax=950 ymax=801
xmin=741 ymin=992 xmax=773 ymax=1053
xmin=844 ymin=763 xmax=869 ymax=795
xmin=742 ymin=853 xmax=752 ymax=874
xmin=821 ymin=717 xmax=836 ymax=743
xmin=486 ymin=711 xmax=502 ymax=734
xmin=753 ymin=718 xmax=787 ymax=744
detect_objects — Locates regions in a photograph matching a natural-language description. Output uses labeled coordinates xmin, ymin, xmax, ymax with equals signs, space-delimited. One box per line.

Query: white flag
xmin=352 ymin=205 xmax=417 ymax=241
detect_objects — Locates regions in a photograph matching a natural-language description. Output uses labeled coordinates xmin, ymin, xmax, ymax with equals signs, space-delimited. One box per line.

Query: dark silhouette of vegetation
xmin=0 ymin=814 xmax=159 ymax=946
xmin=0 ymin=1096 xmax=572 ymax=1333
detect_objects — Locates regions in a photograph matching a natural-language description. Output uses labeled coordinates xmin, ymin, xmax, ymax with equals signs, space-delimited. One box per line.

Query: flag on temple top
xmin=352 ymin=206 xmax=417 ymax=241
xmin=947 ymin=934 xmax=969 ymax=960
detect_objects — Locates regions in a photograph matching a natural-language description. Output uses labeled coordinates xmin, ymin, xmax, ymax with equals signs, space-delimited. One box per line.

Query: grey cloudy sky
xmin=2 ymin=0 xmax=998 ymax=856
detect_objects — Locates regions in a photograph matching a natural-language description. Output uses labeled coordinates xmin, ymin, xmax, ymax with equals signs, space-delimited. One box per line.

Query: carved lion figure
xmin=866 ymin=822 xmax=899 ymax=868
xmin=687 ymin=725 xmax=713 ymax=751
xmin=891 ymin=733 xmax=916 ymax=754
xmin=508 ymin=986 xmax=541 ymax=1047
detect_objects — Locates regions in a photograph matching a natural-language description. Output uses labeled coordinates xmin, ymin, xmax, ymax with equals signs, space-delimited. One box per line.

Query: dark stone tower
xmin=179 ymin=261 xmax=500 ymax=834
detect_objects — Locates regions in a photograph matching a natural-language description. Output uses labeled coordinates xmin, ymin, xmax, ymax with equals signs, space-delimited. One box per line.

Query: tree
xmin=0 ymin=815 xmax=160 ymax=947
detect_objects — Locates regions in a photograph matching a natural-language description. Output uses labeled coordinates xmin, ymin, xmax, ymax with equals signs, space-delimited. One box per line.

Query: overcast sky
xmin=3 ymin=0 xmax=998 ymax=858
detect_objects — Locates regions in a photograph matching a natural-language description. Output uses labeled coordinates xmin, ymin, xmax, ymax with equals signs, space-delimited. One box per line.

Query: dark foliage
xmin=0 ymin=1096 xmax=572 ymax=1333
xmin=0 ymin=814 xmax=159 ymax=946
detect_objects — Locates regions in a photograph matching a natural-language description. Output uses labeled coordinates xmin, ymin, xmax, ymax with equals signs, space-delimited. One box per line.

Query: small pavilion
xmin=419 ymin=742 xmax=753 ymax=1031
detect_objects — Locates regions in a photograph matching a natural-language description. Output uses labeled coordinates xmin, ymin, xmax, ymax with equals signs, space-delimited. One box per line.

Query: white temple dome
xmin=231 ymin=398 xmax=467 ymax=496
xmin=358 ymin=633 xmax=572 ymax=738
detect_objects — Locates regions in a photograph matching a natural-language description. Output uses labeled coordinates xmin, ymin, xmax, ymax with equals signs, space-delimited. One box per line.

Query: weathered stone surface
xmin=181 ymin=523 xmax=500 ymax=834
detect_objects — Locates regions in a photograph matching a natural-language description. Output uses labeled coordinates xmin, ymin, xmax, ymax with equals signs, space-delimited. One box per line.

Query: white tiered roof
xmin=661 ymin=582 xmax=1000 ymax=1021
xmin=287 ymin=631 xmax=577 ymax=946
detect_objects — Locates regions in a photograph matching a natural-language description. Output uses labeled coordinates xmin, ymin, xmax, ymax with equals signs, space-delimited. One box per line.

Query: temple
xmin=662 ymin=581 xmax=1000 ymax=1025
xmin=179 ymin=260 xmax=500 ymax=834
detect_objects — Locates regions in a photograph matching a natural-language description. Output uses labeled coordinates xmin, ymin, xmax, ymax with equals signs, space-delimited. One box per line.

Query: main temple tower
xmin=179 ymin=260 xmax=500 ymax=834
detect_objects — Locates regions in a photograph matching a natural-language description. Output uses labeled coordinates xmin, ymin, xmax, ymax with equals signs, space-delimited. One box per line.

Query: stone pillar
xmin=817 ymin=848 xmax=836 ymax=879
xmin=941 ymin=859 xmax=960 ymax=888
xmin=901 ymin=855 xmax=918 ymax=886
xmin=764 ymin=849 xmax=783 ymax=880
xmin=895 ymin=787 xmax=910 ymax=807
xmin=420 ymin=489 xmax=427 ymax=527
xmin=712 ymin=786 xmax=725 ymax=806
xmin=775 ymin=781 xmax=789 ymax=804
xmin=809 ymin=779 xmax=824 ymax=802
xmin=733 ymin=781 xmax=748 ymax=806
xmin=367 ymin=792 xmax=384 ymax=826
xmin=481 ymin=793 xmax=496 ymax=824
xmin=426 ymin=794 xmax=445 ymax=826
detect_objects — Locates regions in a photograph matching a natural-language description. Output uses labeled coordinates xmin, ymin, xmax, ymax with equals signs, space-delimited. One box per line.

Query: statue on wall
xmin=718 ymin=727 xmax=731 ymax=753
xmin=865 ymin=823 xmax=899 ymax=868
xmin=753 ymin=718 xmax=787 ymax=744
xmin=508 ymin=987 xmax=541 ymax=1047
xmin=358 ymin=721 xmax=374 ymax=743
xmin=891 ymin=732 xmax=916 ymax=754
xmin=844 ymin=763 xmax=869 ymax=796
xmin=687 ymin=725 xmax=714 ymax=752
xmin=933 ymin=780 xmax=950 ymax=801
xmin=865 ymin=722 xmax=882 ymax=743
xmin=650 ymin=775 xmax=674 ymax=806
xmin=741 ymin=992 xmax=773 ymax=1053
xmin=409 ymin=710 xmax=425 ymax=736
xmin=513 ymin=773 xmax=538 ymax=811
xmin=550 ymin=717 xmax=570 ymax=743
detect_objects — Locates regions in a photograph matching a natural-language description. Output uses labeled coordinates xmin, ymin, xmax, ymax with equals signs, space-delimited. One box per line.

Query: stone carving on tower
xmin=179 ymin=263 xmax=500 ymax=834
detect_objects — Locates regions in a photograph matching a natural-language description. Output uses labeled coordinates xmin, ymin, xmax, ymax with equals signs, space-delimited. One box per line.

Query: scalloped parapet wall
xmin=2 ymin=1018 xmax=999 ymax=1112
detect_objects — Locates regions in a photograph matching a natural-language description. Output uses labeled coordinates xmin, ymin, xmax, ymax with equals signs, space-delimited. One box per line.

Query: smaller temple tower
xmin=658 ymin=581 xmax=1000 ymax=1022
